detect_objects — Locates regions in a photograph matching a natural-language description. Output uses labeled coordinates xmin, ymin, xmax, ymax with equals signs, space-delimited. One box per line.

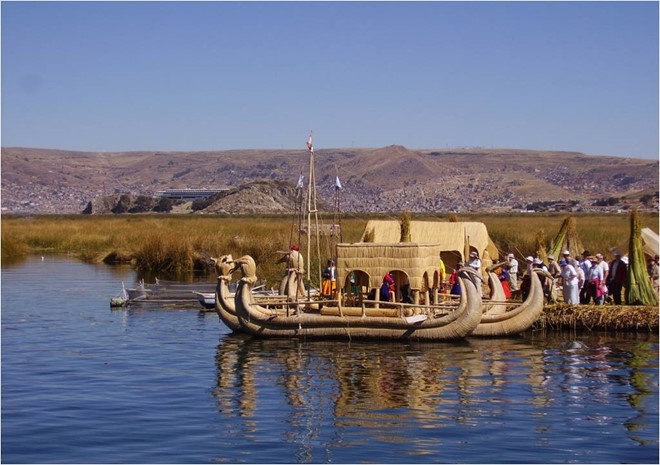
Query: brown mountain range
xmin=1 ymin=145 xmax=657 ymax=214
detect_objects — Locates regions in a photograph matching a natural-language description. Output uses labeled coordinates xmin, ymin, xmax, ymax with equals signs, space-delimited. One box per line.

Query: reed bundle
xmin=549 ymin=216 xmax=584 ymax=259
xmin=534 ymin=228 xmax=547 ymax=262
xmin=399 ymin=212 xmax=412 ymax=243
xmin=535 ymin=304 xmax=659 ymax=332
xmin=625 ymin=209 xmax=658 ymax=306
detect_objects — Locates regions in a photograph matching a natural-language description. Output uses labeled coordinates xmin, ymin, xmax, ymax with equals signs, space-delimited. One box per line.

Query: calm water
xmin=2 ymin=256 xmax=658 ymax=464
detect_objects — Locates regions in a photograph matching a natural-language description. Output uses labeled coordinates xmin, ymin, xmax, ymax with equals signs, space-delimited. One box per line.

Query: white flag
xmin=334 ymin=176 xmax=342 ymax=190
xmin=296 ymin=173 xmax=304 ymax=189
xmin=306 ymin=132 xmax=314 ymax=153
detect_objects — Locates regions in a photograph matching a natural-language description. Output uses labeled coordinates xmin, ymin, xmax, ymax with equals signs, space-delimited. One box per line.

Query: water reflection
xmin=214 ymin=332 xmax=657 ymax=461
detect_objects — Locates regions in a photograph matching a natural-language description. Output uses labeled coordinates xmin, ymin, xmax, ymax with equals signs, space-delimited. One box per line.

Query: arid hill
xmin=1 ymin=145 xmax=657 ymax=214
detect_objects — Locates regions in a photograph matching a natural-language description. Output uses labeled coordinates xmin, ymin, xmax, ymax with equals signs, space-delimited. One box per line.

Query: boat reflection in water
xmin=213 ymin=332 xmax=658 ymax=462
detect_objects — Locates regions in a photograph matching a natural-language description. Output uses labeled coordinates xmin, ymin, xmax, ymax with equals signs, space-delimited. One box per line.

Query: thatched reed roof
xmin=359 ymin=220 xmax=499 ymax=261
xmin=336 ymin=243 xmax=443 ymax=291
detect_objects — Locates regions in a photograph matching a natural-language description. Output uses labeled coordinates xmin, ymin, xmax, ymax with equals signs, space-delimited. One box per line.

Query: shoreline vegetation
xmin=2 ymin=212 xmax=658 ymax=284
xmin=3 ymin=212 xmax=658 ymax=332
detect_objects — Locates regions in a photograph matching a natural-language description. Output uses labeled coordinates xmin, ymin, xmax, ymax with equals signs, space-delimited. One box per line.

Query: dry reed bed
xmin=535 ymin=304 xmax=659 ymax=332
xmin=2 ymin=212 xmax=658 ymax=286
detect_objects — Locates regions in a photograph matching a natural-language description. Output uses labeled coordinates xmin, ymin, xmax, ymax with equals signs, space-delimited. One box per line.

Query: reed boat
xmin=469 ymin=269 xmax=545 ymax=337
xmin=214 ymin=254 xmax=296 ymax=332
xmin=231 ymin=253 xmax=483 ymax=341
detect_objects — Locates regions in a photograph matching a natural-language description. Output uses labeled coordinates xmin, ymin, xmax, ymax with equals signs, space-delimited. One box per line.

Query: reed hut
xmin=335 ymin=243 xmax=442 ymax=303
xmin=359 ymin=220 xmax=499 ymax=271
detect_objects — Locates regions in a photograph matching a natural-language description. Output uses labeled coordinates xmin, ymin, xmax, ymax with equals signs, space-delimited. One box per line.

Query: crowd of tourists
xmin=473 ymin=250 xmax=660 ymax=306
xmin=320 ymin=249 xmax=659 ymax=306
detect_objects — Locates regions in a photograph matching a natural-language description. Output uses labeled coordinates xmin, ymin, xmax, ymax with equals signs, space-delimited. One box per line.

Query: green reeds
xmin=626 ymin=209 xmax=658 ymax=306
xmin=549 ymin=216 xmax=584 ymax=259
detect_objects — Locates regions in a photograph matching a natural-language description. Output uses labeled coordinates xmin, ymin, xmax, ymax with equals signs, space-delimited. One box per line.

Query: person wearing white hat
xmin=559 ymin=259 xmax=579 ymax=305
xmin=521 ymin=256 xmax=536 ymax=301
xmin=532 ymin=257 xmax=547 ymax=271
xmin=585 ymin=255 xmax=605 ymax=304
xmin=562 ymin=250 xmax=580 ymax=269
xmin=466 ymin=251 xmax=483 ymax=297
xmin=578 ymin=250 xmax=593 ymax=304
xmin=467 ymin=251 xmax=481 ymax=273
xmin=505 ymin=253 xmax=519 ymax=291
xmin=547 ymin=255 xmax=561 ymax=279
xmin=525 ymin=256 xmax=534 ymax=275
xmin=533 ymin=258 xmax=551 ymax=301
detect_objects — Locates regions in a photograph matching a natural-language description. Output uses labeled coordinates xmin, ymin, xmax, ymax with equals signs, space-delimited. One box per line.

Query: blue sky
xmin=2 ymin=1 xmax=658 ymax=159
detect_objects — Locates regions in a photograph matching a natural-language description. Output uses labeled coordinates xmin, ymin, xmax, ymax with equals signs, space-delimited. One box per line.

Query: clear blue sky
xmin=2 ymin=1 xmax=658 ymax=159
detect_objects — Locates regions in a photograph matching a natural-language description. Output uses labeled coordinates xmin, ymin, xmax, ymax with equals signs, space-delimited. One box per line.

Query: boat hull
xmin=234 ymin=276 xmax=483 ymax=341
xmin=470 ymin=271 xmax=544 ymax=337
xmin=215 ymin=275 xmax=242 ymax=331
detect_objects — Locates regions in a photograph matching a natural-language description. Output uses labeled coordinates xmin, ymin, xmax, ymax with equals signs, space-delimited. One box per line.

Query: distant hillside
xmin=1 ymin=145 xmax=657 ymax=214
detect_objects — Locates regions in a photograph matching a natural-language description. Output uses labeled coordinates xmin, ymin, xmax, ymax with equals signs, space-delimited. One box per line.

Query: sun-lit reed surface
xmin=2 ymin=212 xmax=657 ymax=285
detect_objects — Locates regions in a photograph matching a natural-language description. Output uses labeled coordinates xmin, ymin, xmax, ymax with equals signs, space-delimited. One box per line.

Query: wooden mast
xmin=305 ymin=131 xmax=322 ymax=286
xmin=333 ymin=168 xmax=343 ymax=244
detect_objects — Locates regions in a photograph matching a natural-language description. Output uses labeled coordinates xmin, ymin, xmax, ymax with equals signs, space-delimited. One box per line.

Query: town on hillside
xmin=1 ymin=146 xmax=658 ymax=214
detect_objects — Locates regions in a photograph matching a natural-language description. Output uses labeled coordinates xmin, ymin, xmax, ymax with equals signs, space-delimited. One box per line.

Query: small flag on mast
xmin=296 ymin=172 xmax=304 ymax=189
xmin=306 ymin=132 xmax=314 ymax=153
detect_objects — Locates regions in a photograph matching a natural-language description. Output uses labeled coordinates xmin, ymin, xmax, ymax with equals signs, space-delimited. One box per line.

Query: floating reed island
xmin=535 ymin=304 xmax=659 ymax=332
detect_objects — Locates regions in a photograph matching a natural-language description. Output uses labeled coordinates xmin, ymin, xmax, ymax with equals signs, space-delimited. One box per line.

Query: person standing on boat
xmin=521 ymin=256 xmax=535 ymax=301
xmin=348 ymin=271 xmax=360 ymax=296
xmin=466 ymin=252 xmax=483 ymax=297
xmin=499 ymin=268 xmax=512 ymax=299
xmin=380 ymin=273 xmax=395 ymax=302
xmin=438 ymin=255 xmax=446 ymax=292
xmin=449 ymin=262 xmax=463 ymax=296
xmin=505 ymin=253 xmax=519 ymax=292
xmin=467 ymin=252 xmax=481 ymax=273
xmin=322 ymin=260 xmax=337 ymax=297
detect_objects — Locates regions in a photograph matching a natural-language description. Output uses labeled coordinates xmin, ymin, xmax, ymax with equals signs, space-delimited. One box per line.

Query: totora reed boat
xmin=212 ymin=133 xmax=544 ymax=340
xmin=213 ymin=254 xmax=288 ymax=331
xmin=228 ymin=248 xmax=483 ymax=341
xmin=470 ymin=269 xmax=544 ymax=337
xmin=213 ymin=245 xmax=545 ymax=340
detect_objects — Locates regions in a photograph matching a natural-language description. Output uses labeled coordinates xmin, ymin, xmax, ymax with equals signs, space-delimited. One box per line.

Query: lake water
xmin=2 ymin=256 xmax=658 ymax=464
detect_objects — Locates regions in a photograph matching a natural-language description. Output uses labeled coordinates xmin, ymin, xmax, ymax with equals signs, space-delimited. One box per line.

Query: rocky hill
xmin=1 ymin=145 xmax=657 ymax=214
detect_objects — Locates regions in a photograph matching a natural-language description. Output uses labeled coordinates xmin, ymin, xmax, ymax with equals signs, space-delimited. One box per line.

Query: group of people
xmin=322 ymin=248 xmax=659 ymax=306
xmin=500 ymin=249 xmax=645 ymax=306
xmin=448 ymin=248 xmax=650 ymax=306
